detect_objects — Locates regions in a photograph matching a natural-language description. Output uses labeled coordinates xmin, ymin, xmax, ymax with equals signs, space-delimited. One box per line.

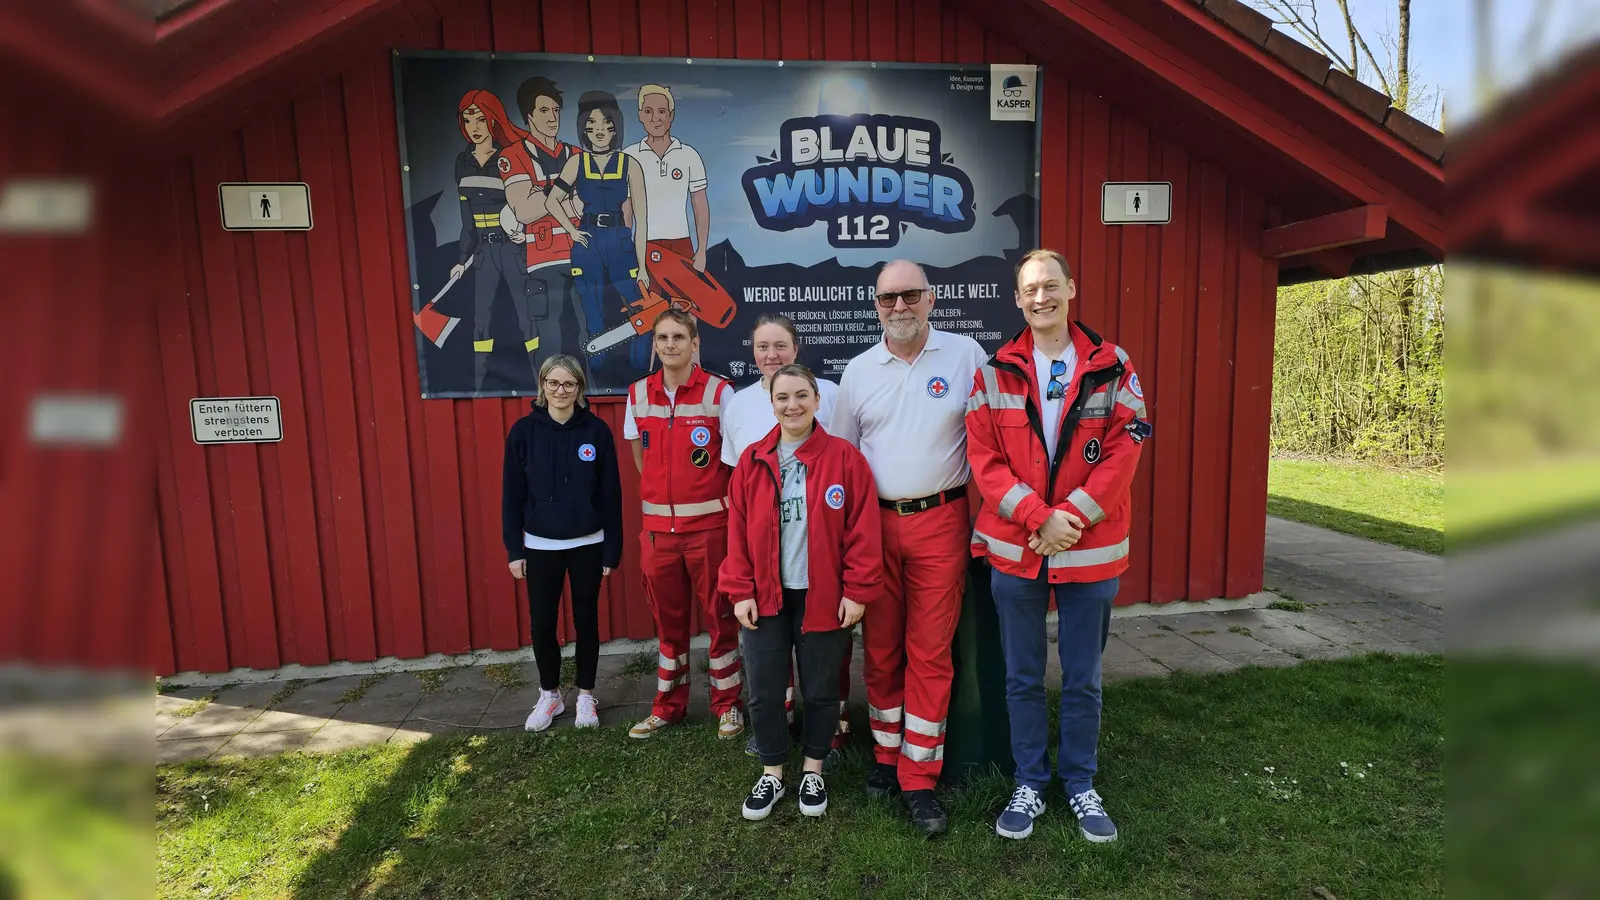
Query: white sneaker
xmin=718 ymin=706 xmax=745 ymax=739
xmin=574 ymin=693 xmax=599 ymax=728
xmin=524 ymin=689 xmax=564 ymax=732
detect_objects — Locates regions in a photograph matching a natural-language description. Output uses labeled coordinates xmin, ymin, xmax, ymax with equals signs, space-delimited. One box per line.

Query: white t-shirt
xmin=1033 ymin=343 xmax=1078 ymax=463
xmin=623 ymin=137 xmax=707 ymax=241
xmin=777 ymin=437 xmax=809 ymax=589
xmin=832 ymin=327 xmax=990 ymax=500
xmin=720 ymin=378 xmax=838 ymax=466
xmin=524 ymin=529 xmax=604 ymax=551
xmin=622 ymin=387 xmax=674 ymax=440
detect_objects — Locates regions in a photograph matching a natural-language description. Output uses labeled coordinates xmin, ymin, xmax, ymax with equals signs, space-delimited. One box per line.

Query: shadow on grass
xmin=1449 ymin=501 xmax=1600 ymax=554
xmin=1268 ymin=495 xmax=1442 ymax=554
xmin=289 ymin=737 xmax=490 ymax=900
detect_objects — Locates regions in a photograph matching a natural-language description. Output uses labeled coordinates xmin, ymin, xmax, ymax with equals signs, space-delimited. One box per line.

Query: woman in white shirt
xmin=721 ymin=314 xmax=839 ymax=466
xmin=720 ymin=314 xmax=849 ymax=768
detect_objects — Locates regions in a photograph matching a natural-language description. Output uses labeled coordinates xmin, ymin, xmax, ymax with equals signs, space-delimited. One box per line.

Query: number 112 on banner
xmin=836 ymin=214 xmax=891 ymax=245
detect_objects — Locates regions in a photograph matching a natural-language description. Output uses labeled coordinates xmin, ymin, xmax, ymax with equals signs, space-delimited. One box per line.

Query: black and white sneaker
xmin=742 ymin=773 xmax=785 ymax=821
xmin=798 ymin=772 xmax=828 ymax=817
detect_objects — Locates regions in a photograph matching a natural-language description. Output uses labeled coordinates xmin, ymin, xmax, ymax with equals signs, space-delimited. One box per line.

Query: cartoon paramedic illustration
xmin=498 ymin=76 xmax=582 ymax=362
xmin=451 ymin=89 xmax=544 ymax=391
xmin=623 ymin=84 xmax=710 ymax=273
xmin=544 ymin=91 xmax=650 ymax=373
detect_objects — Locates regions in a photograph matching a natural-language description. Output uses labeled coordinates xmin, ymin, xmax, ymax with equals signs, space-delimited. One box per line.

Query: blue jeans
xmin=990 ymin=567 xmax=1119 ymax=795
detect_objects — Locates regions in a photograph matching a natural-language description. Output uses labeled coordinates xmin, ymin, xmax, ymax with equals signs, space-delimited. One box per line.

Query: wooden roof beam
xmin=1262 ymin=205 xmax=1388 ymax=259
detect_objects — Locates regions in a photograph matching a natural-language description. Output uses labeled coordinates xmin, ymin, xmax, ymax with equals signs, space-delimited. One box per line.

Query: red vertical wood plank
xmin=715 ymin=0 xmax=736 ymax=58
xmin=158 ymin=162 xmax=231 ymax=673
xmin=343 ymin=61 xmax=447 ymax=656
xmin=446 ymin=0 xmax=494 ymax=49
xmin=688 ymin=0 xmax=718 ymax=57
xmin=243 ymin=108 xmax=332 ymax=665
xmin=1115 ymin=115 xmax=1150 ymax=605
xmin=617 ymin=0 xmax=643 ymax=55
xmin=189 ymin=140 xmax=281 ymax=670
xmin=1186 ymin=162 xmax=1228 ymax=600
xmin=893 ymin=0 xmax=914 ymax=60
xmin=591 ymin=0 xmax=623 ymax=55
xmin=663 ymin=0 xmax=689 ymax=58
xmin=763 ymin=0 xmax=782 ymax=57
xmin=953 ymin=10 xmax=981 ymax=63
xmin=1077 ymin=93 xmax=1108 ymax=324
xmin=295 ymin=82 xmax=379 ymax=662
xmin=852 ymin=0 xmax=870 ymax=60
xmin=640 ymin=0 xmax=672 ymax=55
xmin=543 ymin=0 xmax=580 ymax=53
xmin=1212 ymin=185 xmax=1242 ymax=595
xmin=780 ymin=0 xmax=808 ymax=59
xmin=867 ymin=0 xmax=894 ymax=61
xmin=1224 ymin=189 xmax=1268 ymax=599
xmin=488 ymin=0 xmax=538 ymax=50
xmin=1038 ymin=70 xmax=1068 ymax=254
xmin=735 ymin=0 xmax=764 ymax=58
xmin=1149 ymin=157 xmax=1190 ymax=601
xmin=154 ymin=528 xmax=178 ymax=675
xmin=911 ymin=0 xmax=938 ymax=62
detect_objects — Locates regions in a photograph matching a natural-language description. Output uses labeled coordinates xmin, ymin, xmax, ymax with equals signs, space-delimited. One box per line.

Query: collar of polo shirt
xmin=630 ymin=137 xmax=683 ymax=157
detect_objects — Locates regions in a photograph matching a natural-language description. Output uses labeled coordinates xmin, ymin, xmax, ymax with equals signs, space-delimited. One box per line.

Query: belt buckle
xmin=895 ymin=498 xmax=919 ymax=516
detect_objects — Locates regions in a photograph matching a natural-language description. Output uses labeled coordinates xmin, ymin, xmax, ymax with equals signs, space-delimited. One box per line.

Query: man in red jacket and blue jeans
xmin=965 ymin=248 xmax=1151 ymax=844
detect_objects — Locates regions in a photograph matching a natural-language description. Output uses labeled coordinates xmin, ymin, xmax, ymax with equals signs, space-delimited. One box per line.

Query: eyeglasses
xmin=542 ymin=380 xmax=580 ymax=393
xmin=1046 ymin=359 xmax=1069 ymax=401
xmin=874 ymin=288 xmax=930 ymax=309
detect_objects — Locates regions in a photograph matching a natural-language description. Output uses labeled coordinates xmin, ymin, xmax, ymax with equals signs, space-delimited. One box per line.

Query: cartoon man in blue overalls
xmin=543 ymin=90 xmax=651 ymax=375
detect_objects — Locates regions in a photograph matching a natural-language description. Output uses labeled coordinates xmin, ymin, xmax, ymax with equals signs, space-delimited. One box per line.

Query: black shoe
xmin=744 ymin=734 xmax=760 ymax=758
xmin=798 ymin=772 xmax=828 ymax=817
xmin=822 ymin=747 xmax=844 ymax=774
xmin=865 ymin=762 xmax=900 ymax=798
xmin=742 ymin=773 xmax=785 ymax=821
xmin=903 ymin=789 xmax=948 ymax=834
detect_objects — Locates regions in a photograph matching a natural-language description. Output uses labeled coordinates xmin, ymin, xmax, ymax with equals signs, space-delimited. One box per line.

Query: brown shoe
xmin=628 ymin=714 xmax=672 ymax=740
xmin=717 ymin=707 xmax=745 ymax=739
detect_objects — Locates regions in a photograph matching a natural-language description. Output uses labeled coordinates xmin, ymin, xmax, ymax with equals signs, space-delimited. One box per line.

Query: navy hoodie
xmin=501 ymin=402 xmax=623 ymax=567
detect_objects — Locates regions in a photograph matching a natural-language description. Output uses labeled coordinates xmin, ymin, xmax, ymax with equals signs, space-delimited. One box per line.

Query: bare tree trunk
xmin=1397 ymin=0 xmax=1411 ymax=109
xmin=1334 ymin=0 xmax=1360 ymax=81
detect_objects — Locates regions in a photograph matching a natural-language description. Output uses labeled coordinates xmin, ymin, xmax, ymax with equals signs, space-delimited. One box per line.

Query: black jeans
xmin=744 ymin=589 xmax=851 ymax=765
xmin=524 ymin=542 xmax=604 ymax=691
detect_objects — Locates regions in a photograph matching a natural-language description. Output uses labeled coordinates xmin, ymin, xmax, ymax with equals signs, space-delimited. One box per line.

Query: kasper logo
xmin=997 ymin=74 xmax=1032 ymax=110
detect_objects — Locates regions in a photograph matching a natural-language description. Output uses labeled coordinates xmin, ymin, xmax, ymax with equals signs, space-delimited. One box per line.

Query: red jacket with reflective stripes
xmin=628 ymin=365 xmax=733 ymax=533
xmin=719 ymin=423 xmax=883 ymax=633
xmin=964 ymin=322 xmax=1150 ymax=583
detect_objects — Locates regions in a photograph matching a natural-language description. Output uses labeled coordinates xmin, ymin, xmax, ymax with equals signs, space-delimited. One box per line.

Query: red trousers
xmin=863 ymin=496 xmax=969 ymax=790
xmin=641 ymin=528 xmax=742 ymax=721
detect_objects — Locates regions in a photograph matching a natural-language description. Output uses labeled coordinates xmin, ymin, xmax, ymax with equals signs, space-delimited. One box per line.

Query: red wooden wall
xmin=151 ymin=0 xmax=1278 ymax=676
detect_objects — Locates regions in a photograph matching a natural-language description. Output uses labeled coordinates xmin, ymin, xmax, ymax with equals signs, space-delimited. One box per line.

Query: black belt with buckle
xmin=879 ymin=487 xmax=967 ymax=516
xmin=476 ymin=230 xmax=511 ymax=243
xmin=583 ymin=212 xmax=620 ymax=228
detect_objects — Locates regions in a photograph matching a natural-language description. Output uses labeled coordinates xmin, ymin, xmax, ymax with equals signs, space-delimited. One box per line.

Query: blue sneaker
xmin=1069 ymin=789 xmax=1118 ymax=843
xmin=994 ymin=784 xmax=1046 ymax=839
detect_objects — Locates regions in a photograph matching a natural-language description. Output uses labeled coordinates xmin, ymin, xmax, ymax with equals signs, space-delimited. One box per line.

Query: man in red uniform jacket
xmin=623 ymin=309 xmax=745 ymax=740
xmin=965 ymin=249 xmax=1150 ymax=845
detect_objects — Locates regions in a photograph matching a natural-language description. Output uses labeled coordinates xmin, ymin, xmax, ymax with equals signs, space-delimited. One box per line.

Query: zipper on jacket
xmin=666 ymin=393 xmax=677 ymax=533
xmin=989 ymin=358 xmax=1124 ymax=498
xmin=761 ymin=451 xmax=785 ymax=631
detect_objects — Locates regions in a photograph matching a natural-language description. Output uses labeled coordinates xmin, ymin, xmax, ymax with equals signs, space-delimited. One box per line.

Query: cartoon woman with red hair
xmin=452 ymin=89 xmax=547 ymax=393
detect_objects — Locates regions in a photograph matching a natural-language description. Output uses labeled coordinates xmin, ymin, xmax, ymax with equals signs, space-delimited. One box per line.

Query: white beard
xmin=884 ymin=316 xmax=926 ymax=344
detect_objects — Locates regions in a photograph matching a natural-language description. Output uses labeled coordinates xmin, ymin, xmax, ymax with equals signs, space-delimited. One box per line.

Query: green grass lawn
xmin=1268 ymin=457 xmax=1443 ymax=553
xmin=1449 ymin=457 xmax=1600 ymax=549
xmin=158 ymin=654 xmax=1442 ymax=899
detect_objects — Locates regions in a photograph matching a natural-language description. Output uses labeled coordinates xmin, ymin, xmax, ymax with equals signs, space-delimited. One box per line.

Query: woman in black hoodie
xmin=502 ymin=354 xmax=624 ymax=731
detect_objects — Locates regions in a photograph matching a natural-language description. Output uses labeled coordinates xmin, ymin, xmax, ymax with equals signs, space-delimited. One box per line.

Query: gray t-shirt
xmin=777 ymin=436 xmax=810 ymax=589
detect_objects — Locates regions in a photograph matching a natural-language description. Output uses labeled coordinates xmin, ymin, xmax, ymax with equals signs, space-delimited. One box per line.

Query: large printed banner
xmin=396 ymin=53 xmax=1041 ymax=397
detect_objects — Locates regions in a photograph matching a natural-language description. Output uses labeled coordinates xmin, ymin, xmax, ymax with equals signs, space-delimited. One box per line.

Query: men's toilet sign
xmin=218 ymin=182 xmax=313 ymax=231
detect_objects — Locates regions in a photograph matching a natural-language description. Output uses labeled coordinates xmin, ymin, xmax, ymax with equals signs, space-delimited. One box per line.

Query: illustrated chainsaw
xmin=584 ymin=243 xmax=738 ymax=355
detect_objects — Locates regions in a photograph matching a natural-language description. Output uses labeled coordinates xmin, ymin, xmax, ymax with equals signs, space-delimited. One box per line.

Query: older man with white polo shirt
xmin=831 ymin=259 xmax=988 ymax=834
xmin=623 ymin=84 xmax=710 ymax=272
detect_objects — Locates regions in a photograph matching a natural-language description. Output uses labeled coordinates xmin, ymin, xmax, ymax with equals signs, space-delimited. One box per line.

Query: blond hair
xmin=636 ymin=84 xmax=674 ymax=111
xmin=535 ymin=354 xmax=588 ymax=408
xmin=1013 ymin=248 xmax=1073 ymax=287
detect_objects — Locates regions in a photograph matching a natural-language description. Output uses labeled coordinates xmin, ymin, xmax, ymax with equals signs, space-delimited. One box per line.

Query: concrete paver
xmin=154 ymin=516 xmax=1441 ymax=761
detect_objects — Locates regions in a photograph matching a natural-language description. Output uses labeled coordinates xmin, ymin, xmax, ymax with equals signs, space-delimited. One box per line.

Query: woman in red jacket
xmin=721 ymin=364 xmax=883 ymax=821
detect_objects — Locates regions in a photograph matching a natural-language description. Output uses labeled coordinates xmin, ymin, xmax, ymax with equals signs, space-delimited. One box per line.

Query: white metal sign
xmin=989 ymin=64 xmax=1038 ymax=122
xmin=191 ymin=397 xmax=283 ymax=444
xmin=1100 ymin=182 xmax=1172 ymax=225
xmin=218 ymin=182 xmax=312 ymax=231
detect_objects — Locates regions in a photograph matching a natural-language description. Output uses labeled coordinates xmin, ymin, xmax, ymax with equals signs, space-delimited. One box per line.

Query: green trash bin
xmin=942 ymin=557 xmax=1015 ymax=783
